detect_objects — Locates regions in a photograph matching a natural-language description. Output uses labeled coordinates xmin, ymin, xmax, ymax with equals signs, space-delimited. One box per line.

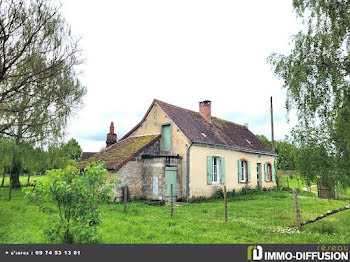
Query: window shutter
xmin=264 ymin=163 xmax=268 ymax=182
xmin=161 ymin=125 xmax=171 ymax=151
xmin=238 ymin=160 xmax=242 ymax=182
xmin=207 ymin=156 xmax=213 ymax=185
xmin=220 ymin=157 xmax=225 ymax=184
xmin=272 ymin=164 xmax=276 ymax=182
xmin=247 ymin=161 xmax=251 ymax=182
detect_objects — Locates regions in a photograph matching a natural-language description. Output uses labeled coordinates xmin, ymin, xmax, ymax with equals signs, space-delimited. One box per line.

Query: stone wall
xmin=109 ymin=160 xmax=143 ymax=201
xmin=142 ymin=156 xmax=182 ymax=201
xmin=108 ymin=139 xmax=182 ymax=202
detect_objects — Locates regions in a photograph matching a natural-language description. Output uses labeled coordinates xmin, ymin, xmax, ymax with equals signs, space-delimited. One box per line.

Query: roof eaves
xmin=191 ymin=140 xmax=277 ymax=156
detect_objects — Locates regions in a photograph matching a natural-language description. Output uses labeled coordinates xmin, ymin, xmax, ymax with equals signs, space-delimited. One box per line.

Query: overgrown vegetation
xmin=24 ymin=163 xmax=116 ymax=244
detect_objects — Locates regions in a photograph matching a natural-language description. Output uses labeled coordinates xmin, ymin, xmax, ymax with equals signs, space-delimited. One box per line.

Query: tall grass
xmin=1 ymin=187 xmax=350 ymax=244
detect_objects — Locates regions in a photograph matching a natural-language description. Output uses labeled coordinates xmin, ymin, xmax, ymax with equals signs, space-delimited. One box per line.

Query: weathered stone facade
xmin=109 ymin=139 xmax=182 ymax=201
xmin=142 ymin=155 xmax=182 ymax=201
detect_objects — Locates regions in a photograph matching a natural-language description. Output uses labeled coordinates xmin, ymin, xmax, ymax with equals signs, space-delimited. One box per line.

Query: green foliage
xmin=24 ymin=163 xmax=117 ymax=243
xmin=212 ymin=188 xmax=224 ymax=199
xmin=256 ymin=135 xmax=272 ymax=149
xmin=257 ymin=135 xmax=297 ymax=170
xmin=268 ymin=0 xmax=350 ymax=190
xmin=0 ymin=0 xmax=86 ymax=141
xmin=62 ymin=139 xmax=82 ymax=162
xmin=0 ymin=137 xmax=84 ymax=186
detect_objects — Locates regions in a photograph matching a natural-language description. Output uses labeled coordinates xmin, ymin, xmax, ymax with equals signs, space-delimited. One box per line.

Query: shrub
xmin=226 ymin=189 xmax=236 ymax=198
xmin=212 ymin=188 xmax=224 ymax=199
xmin=189 ymin=196 xmax=208 ymax=203
xmin=24 ymin=162 xmax=117 ymax=243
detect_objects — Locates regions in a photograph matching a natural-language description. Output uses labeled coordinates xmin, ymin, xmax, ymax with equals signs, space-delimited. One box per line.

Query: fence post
xmin=123 ymin=185 xmax=128 ymax=213
xmin=293 ymin=187 xmax=301 ymax=227
xmin=170 ymin=184 xmax=174 ymax=219
xmin=287 ymin=177 xmax=290 ymax=189
xmin=224 ymin=186 xmax=227 ymax=223
xmin=8 ymin=178 xmax=12 ymax=201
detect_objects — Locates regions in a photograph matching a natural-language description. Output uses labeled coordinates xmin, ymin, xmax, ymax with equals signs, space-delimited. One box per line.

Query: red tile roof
xmin=122 ymin=99 xmax=274 ymax=154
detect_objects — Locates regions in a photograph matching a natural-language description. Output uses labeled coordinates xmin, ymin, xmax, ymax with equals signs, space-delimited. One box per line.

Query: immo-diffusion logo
xmin=247 ymin=245 xmax=263 ymax=261
xmin=247 ymin=245 xmax=349 ymax=261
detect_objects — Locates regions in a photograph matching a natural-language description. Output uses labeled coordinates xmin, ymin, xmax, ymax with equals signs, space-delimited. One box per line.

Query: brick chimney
xmin=199 ymin=100 xmax=212 ymax=122
xmin=106 ymin=122 xmax=117 ymax=147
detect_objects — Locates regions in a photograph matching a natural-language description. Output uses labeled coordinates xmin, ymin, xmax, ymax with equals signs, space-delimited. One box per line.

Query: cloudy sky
xmin=60 ymin=0 xmax=302 ymax=152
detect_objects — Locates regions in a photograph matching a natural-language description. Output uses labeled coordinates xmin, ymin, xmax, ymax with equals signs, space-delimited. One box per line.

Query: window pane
xmin=241 ymin=161 xmax=246 ymax=181
xmin=213 ymin=158 xmax=217 ymax=182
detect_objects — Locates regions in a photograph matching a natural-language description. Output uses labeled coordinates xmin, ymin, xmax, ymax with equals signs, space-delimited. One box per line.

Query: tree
xmin=0 ymin=138 xmax=13 ymax=186
xmin=24 ymin=163 xmax=117 ymax=243
xmin=62 ymin=138 xmax=82 ymax=162
xmin=256 ymin=135 xmax=272 ymax=150
xmin=257 ymin=135 xmax=297 ymax=170
xmin=268 ymin=0 xmax=350 ymax=190
xmin=0 ymin=0 xmax=86 ymax=187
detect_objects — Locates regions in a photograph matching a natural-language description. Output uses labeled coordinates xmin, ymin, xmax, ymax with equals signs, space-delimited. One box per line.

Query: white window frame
xmin=212 ymin=157 xmax=220 ymax=184
xmin=241 ymin=160 xmax=247 ymax=182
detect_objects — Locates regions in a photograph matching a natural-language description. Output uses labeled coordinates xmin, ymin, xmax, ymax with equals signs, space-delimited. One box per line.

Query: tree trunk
xmin=10 ymin=153 xmax=21 ymax=188
xmin=11 ymin=116 xmax=23 ymax=188
xmin=1 ymin=172 xmax=5 ymax=187
xmin=9 ymin=178 xmax=12 ymax=201
xmin=27 ymin=173 xmax=30 ymax=186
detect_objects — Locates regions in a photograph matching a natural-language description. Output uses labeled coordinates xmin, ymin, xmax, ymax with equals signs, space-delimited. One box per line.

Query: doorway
xmin=165 ymin=166 xmax=177 ymax=202
xmin=257 ymin=163 xmax=261 ymax=188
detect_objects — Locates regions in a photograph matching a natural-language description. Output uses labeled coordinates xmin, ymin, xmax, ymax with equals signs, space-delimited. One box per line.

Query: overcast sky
xmin=60 ymin=0 xmax=302 ymax=152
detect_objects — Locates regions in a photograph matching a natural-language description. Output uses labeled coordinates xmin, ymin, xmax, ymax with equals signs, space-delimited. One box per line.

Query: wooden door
xmin=165 ymin=166 xmax=177 ymax=201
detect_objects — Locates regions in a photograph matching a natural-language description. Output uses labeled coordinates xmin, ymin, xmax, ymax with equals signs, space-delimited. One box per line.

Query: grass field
xmin=277 ymin=173 xmax=350 ymax=200
xmin=0 ymin=174 xmax=46 ymax=187
xmin=1 ymin=184 xmax=350 ymax=244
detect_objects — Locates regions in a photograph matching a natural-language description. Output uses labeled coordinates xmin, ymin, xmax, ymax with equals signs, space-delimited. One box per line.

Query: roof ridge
xmin=155 ymin=99 xmax=243 ymax=127
xmin=154 ymin=99 xmax=200 ymax=115
xmin=211 ymin=116 xmax=244 ymax=127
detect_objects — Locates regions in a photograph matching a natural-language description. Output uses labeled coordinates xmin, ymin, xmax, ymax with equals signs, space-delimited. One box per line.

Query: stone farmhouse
xmin=76 ymin=99 xmax=277 ymax=201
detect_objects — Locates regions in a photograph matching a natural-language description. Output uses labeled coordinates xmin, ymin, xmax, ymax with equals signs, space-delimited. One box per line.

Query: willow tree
xmin=268 ymin=0 xmax=350 ymax=192
xmin=0 ymin=0 xmax=86 ymax=187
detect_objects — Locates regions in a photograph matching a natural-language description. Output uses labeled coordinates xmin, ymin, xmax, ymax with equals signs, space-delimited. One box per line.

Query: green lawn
xmin=1 ymin=187 xmax=350 ymax=244
xmin=277 ymin=173 xmax=350 ymax=200
xmin=0 ymin=174 xmax=47 ymax=187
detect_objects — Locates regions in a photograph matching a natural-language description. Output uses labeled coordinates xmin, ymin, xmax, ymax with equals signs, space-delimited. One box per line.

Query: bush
xmin=212 ymin=188 xmax=224 ymax=199
xmin=189 ymin=196 xmax=209 ymax=203
xmin=24 ymin=162 xmax=117 ymax=243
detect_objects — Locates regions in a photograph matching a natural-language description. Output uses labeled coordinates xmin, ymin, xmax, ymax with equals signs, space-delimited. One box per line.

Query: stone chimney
xmin=106 ymin=122 xmax=117 ymax=147
xmin=199 ymin=100 xmax=212 ymax=122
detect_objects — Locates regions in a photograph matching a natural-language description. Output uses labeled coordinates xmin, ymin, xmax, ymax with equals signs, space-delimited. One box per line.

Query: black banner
xmin=0 ymin=244 xmax=349 ymax=262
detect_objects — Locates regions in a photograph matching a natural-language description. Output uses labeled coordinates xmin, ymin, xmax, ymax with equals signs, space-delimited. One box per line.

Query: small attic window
xmin=246 ymin=139 xmax=252 ymax=145
xmin=201 ymin=133 xmax=207 ymax=138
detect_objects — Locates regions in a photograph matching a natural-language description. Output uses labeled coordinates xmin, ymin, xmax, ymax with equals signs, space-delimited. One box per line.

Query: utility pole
xmin=270 ymin=96 xmax=275 ymax=152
